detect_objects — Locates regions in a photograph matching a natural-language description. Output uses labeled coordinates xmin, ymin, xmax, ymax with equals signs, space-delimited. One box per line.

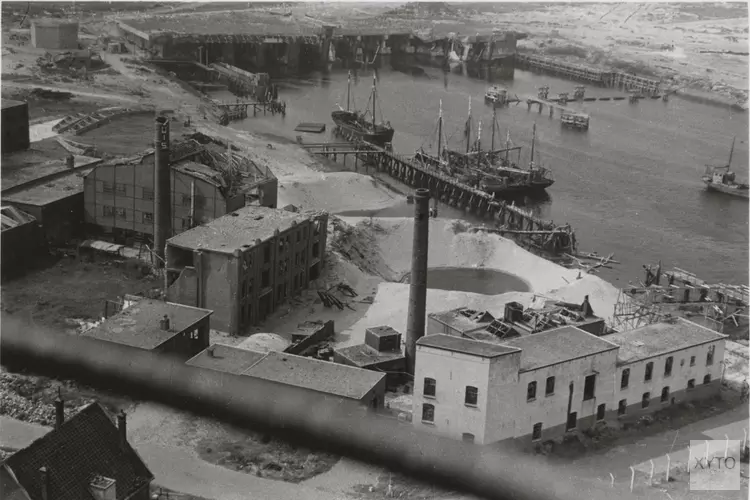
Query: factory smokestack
xmin=405 ymin=188 xmax=430 ymax=374
xmin=154 ymin=115 xmax=171 ymax=267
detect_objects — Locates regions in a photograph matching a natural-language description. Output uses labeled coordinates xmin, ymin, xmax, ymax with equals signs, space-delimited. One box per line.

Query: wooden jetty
xmin=216 ymin=100 xmax=286 ymax=123
xmin=301 ymin=136 xmax=578 ymax=257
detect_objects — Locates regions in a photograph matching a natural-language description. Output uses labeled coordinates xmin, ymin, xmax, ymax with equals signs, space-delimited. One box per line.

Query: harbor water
xmin=218 ymin=61 xmax=749 ymax=287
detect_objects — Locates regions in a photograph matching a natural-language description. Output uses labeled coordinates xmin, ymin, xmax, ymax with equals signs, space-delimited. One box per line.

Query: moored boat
xmin=484 ymin=85 xmax=508 ymax=105
xmin=331 ymin=72 xmax=395 ymax=148
xmin=702 ymin=137 xmax=749 ymax=200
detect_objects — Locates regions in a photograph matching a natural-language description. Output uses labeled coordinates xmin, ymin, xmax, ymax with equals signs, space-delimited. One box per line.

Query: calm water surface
xmin=421 ymin=267 xmax=531 ymax=295
xmin=218 ymin=60 xmax=749 ymax=286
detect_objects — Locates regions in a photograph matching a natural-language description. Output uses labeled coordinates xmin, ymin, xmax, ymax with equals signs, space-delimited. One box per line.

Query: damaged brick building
xmin=165 ymin=206 xmax=328 ymax=334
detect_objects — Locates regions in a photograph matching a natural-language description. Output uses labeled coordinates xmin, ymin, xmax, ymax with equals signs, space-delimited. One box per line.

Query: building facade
xmin=83 ymin=142 xmax=277 ymax=245
xmin=1 ymin=100 xmax=30 ymax=153
xmin=165 ymin=206 xmax=329 ymax=334
xmin=412 ymin=319 xmax=726 ymax=448
xmin=31 ymin=19 xmax=79 ymax=50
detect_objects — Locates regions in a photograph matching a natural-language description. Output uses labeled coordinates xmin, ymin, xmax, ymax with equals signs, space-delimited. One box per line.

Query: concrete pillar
xmin=153 ymin=116 xmax=171 ymax=267
xmin=405 ymin=188 xmax=430 ymax=374
xmin=285 ymin=40 xmax=300 ymax=71
xmin=256 ymin=43 xmax=266 ymax=68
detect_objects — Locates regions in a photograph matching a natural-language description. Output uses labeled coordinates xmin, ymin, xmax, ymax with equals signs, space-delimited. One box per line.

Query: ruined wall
xmin=284 ymin=320 xmax=335 ymax=355
xmin=166 ymin=266 xmax=199 ymax=307
xmin=198 ymin=251 xmax=234 ymax=333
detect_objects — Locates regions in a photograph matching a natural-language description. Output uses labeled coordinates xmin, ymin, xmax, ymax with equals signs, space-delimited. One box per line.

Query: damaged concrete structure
xmin=164 ymin=206 xmax=329 ymax=335
xmin=0 ymin=206 xmax=45 ymax=272
xmin=413 ymin=318 xmax=726 ymax=447
xmin=82 ymin=138 xmax=277 ymax=246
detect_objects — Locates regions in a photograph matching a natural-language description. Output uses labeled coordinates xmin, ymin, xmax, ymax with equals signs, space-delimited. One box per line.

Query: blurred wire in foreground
xmin=2 ymin=315 xmax=583 ymax=500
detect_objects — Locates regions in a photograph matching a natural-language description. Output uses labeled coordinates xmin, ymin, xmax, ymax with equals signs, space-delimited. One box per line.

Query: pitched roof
xmin=501 ymin=326 xmax=619 ymax=371
xmin=604 ymin=318 xmax=727 ymax=364
xmin=5 ymin=403 xmax=153 ymax=500
xmin=0 ymin=465 xmax=32 ymax=500
xmin=416 ymin=334 xmax=520 ymax=358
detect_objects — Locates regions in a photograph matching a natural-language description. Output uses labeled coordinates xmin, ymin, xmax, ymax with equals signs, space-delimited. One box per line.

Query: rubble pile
xmin=327 ymin=217 xmax=396 ymax=280
xmin=0 ymin=372 xmax=94 ymax=426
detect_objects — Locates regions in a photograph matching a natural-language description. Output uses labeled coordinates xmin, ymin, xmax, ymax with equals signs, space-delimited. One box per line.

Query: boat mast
xmin=728 ymin=136 xmax=736 ymax=167
xmin=476 ymin=120 xmax=482 ymax=169
xmin=530 ymin=123 xmax=537 ymax=168
xmin=490 ymin=105 xmax=496 ymax=151
xmin=465 ymin=96 xmax=472 ymax=155
xmin=437 ymin=99 xmax=443 ymax=158
xmin=371 ymin=72 xmax=377 ymax=130
xmin=346 ymin=71 xmax=351 ymax=112
xmin=505 ymin=129 xmax=510 ymax=164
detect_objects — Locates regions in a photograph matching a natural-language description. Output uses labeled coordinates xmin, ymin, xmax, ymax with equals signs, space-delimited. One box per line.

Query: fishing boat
xmin=484 ymin=85 xmax=508 ymax=105
xmin=331 ymin=71 xmax=394 ymax=147
xmin=702 ymin=137 xmax=749 ymax=200
xmin=415 ymin=98 xmax=554 ymax=196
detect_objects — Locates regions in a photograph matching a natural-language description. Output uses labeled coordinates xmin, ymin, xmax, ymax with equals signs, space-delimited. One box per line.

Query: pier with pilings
xmin=299 ymin=139 xmax=577 ymax=257
xmin=216 ymin=100 xmax=286 ymax=123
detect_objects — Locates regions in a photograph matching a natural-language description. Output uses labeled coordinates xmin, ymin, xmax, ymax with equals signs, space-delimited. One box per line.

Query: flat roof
xmin=3 ymin=169 xmax=91 ymax=206
xmin=335 ymin=344 xmax=406 ymax=367
xmin=80 ymin=298 xmax=212 ymax=350
xmin=186 ymin=343 xmax=267 ymax=374
xmin=242 ymin=351 xmax=385 ymax=400
xmin=417 ymin=334 xmax=520 ymax=358
xmin=1 ymin=99 xmax=26 ymax=110
xmin=2 ymin=152 xmax=100 ymax=192
xmin=367 ymin=325 xmax=401 ymax=337
xmin=605 ymin=318 xmax=726 ymax=365
xmin=429 ymin=308 xmax=494 ymax=333
xmin=122 ymin=11 xmax=320 ymax=37
xmin=31 ymin=18 xmax=79 ymax=27
xmin=166 ymin=206 xmax=313 ymax=254
xmin=502 ymin=326 xmax=619 ymax=371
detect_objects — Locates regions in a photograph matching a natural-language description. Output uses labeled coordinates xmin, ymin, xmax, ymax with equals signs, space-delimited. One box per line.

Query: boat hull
xmin=703 ymin=179 xmax=750 ymax=199
xmin=481 ymin=179 xmax=554 ymax=196
xmin=332 ymin=111 xmax=395 ymax=147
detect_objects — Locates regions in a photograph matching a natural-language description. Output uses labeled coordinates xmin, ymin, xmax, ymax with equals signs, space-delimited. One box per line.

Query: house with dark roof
xmin=412 ymin=318 xmax=727 ymax=448
xmin=80 ymin=295 xmax=212 ymax=360
xmin=186 ymin=344 xmax=387 ymax=408
xmin=2 ymin=401 xmax=153 ymax=500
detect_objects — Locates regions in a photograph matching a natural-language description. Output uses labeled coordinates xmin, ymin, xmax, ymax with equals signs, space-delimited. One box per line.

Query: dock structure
xmin=525 ymin=97 xmax=591 ymax=130
xmin=516 ymin=53 xmax=661 ymax=95
xmin=300 ymin=138 xmax=577 ymax=257
xmin=216 ymin=100 xmax=286 ymax=123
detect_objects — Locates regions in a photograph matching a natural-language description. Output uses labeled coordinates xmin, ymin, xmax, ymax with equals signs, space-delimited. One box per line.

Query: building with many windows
xmin=412 ymin=318 xmax=725 ymax=447
xmin=164 ymin=206 xmax=328 ymax=334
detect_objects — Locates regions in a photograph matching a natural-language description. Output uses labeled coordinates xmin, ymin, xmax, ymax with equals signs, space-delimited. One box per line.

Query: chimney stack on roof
xmin=117 ymin=410 xmax=127 ymax=449
xmin=207 ymin=346 xmax=215 ymax=358
xmin=39 ymin=467 xmax=50 ymax=500
xmin=54 ymin=388 xmax=64 ymax=429
xmin=159 ymin=314 xmax=170 ymax=331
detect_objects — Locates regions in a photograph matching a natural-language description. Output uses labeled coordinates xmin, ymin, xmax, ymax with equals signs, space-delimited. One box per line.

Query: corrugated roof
xmin=186 ymin=343 xmax=267 ymax=374
xmin=501 ymin=326 xmax=618 ymax=371
xmin=605 ymin=318 xmax=726 ymax=365
xmin=5 ymin=403 xmax=153 ymax=500
xmin=173 ymin=161 xmax=225 ymax=188
xmin=0 ymin=206 xmax=36 ymax=231
xmin=79 ymin=297 xmax=212 ymax=350
xmin=417 ymin=334 xmax=520 ymax=358
xmin=242 ymin=351 xmax=385 ymax=400
xmin=166 ymin=206 xmax=314 ymax=254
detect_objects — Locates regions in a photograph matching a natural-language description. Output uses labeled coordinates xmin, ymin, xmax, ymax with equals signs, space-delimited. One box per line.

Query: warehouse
xmin=165 ymin=206 xmax=328 ymax=334
xmin=30 ymin=18 xmax=79 ymax=50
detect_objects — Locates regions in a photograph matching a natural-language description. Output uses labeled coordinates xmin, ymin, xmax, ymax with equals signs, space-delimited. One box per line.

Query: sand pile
xmin=277 ymin=172 xmax=400 ymax=213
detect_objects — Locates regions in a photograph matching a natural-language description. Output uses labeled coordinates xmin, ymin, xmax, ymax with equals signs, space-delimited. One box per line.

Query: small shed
xmin=31 ymin=18 xmax=79 ymax=50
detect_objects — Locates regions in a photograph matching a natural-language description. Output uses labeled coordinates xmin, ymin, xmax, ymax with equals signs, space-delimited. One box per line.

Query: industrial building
xmin=186 ymin=344 xmax=387 ymax=408
xmin=79 ymin=295 xmax=212 ymax=360
xmin=2 ymin=398 xmax=153 ymax=500
xmin=82 ymin=137 xmax=278 ymax=245
xmin=164 ymin=205 xmax=329 ymax=334
xmin=30 ymin=18 xmax=79 ymax=50
xmin=412 ymin=318 xmax=726 ymax=447
xmin=0 ymin=206 xmax=44 ymax=273
xmin=334 ymin=326 xmax=406 ymax=385
xmin=1 ymin=100 xmax=30 ymax=153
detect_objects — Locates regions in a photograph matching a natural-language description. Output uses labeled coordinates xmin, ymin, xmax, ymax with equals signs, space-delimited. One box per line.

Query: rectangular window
xmin=142 ymin=188 xmax=154 ymax=200
xmin=312 ymin=242 xmax=320 ymax=258
xmin=264 ymin=245 xmax=271 ymax=263
xmin=566 ymin=412 xmax=577 ymax=431
xmin=703 ymin=374 xmax=711 ymax=385
xmin=297 ymin=230 xmax=301 ymax=242
xmin=182 ymin=194 xmax=191 ymax=207
xmin=532 ymin=423 xmax=542 ymax=441
xmin=596 ymin=403 xmax=606 ymax=421
xmin=103 ymin=205 xmax=115 ymax=217
xmin=102 ymin=182 xmax=114 ymax=193
xmin=527 ymin=381 xmax=537 ymax=402
xmin=687 ymin=379 xmax=695 ymax=390
xmin=115 ymin=183 xmax=127 ymax=195
xmin=664 ymin=356 xmax=673 ymax=377
xmin=115 ymin=207 xmax=126 ymax=220
xmin=421 ymin=403 xmax=434 ymax=423
xmin=423 ymin=378 xmax=436 ymax=398
xmin=142 ymin=212 xmax=153 ymax=223
xmin=545 ymin=376 xmax=555 ymax=396
xmin=194 ymin=194 xmax=206 ymax=208
xmin=465 ymin=386 xmax=478 ymax=407
xmin=706 ymin=345 xmax=715 ymax=366
xmin=660 ymin=386 xmax=670 ymax=403
xmin=645 ymin=362 xmax=654 ymax=382
xmin=618 ymin=399 xmax=627 ymax=416
xmin=690 ymin=356 xmax=696 ymax=367
xmin=261 ymin=270 xmax=270 ymax=288
xmin=620 ymin=368 xmax=630 ymax=389
xmin=583 ymin=374 xmax=596 ymax=401
xmin=642 ymin=392 xmax=650 ymax=408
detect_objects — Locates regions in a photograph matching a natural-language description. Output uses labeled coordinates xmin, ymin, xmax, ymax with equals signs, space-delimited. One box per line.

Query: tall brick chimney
xmin=153 ymin=115 xmax=171 ymax=267
xmin=39 ymin=467 xmax=49 ymax=500
xmin=405 ymin=188 xmax=430 ymax=374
